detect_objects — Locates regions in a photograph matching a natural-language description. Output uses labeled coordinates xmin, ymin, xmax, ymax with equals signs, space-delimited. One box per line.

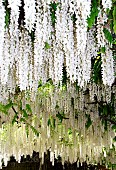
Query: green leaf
xmin=30 ymin=126 xmax=39 ymax=137
xmin=12 ymin=114 xmax=18 ymax=125
xmin=38 ymin=79 xmax=42 ymax=88
xmin=113 ymin=6 xmax=116 ymax=34
xmin=55 ymin=104 xmax=59 ymax=109
xmin=26 ymin=104 xmax=32 ymax=114
xmin=47 ymin=118 xmax=51 ymax=126
xmin=68 ymin=128 xmax=72 ymax=135
xmin=87 ymin=0 xmax=99 ymax=28
xmin=0 ymin=103 xmax=8 ymax=115
xmin=56 ymin=112 xmax=63 ymax=123
xmin=100 ymin=47 xmax=106 ymax=53
xmin=47 ymin=117 xmax=56 ymax=129
xmin=103 ymin=28 xmax=113 ymax=44
xmin=56 ymin=111 xmax=68 ymax=123
xmin=45 ymin=42 xmax=51 ymax=49
xmin=22 ymin=109 xmax=28 ymax=119
xmin=50 ymin=2 xmax=59 ymax=26
xmin=5 ymin=9 xmax=10 ymax=28
xmin=87 ymin=13 xmax=96 ymax=28
xmin=113 ymin=21 xmax=116 ymax=34
xmin=92 ymin=55 xmax=102 ymax=84
xmin=112 ymin=125 xmax=116 ymax=131
xmin=4 ymin=101 xmax=13 ymax=111
xmin=25 ymin=125 xmax=29 ymax=138
xmin=20 ymin=117 xmax=26 ymax=122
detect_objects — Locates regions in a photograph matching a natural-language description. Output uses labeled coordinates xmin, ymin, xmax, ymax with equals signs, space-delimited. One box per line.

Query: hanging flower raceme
xmin=18 ymin=30 xmax=32 ymax=91
xmin=101 ymin=46 xmax=115 ymax=87
xmin=74 ymin=0 xmax=91 ymax=87
xmin=8 ymin=0 xmax=21 ymax=31
xmin=85 ymin=28 xmax=98 ymax=83
xmin=102 ymin=0 xmax=112 ymax=11
xmin=97 ymin=10 xmax=115 ymax=86
xmin=0 ymin=1 xmax=6 ymax=83
xmin=0 ymin=1 xmax=5 ymax=54
xmin=34 ymin=0 xmax=53 ymax=89
xmin=53 ymin=1 xmax=65 ymax=85
xmin=23 ymin=0 xmax=36 ymax=32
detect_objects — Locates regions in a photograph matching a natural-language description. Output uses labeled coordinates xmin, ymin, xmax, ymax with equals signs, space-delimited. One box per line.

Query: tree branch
xmin=12 ymin=106 xmax=18 ymax=115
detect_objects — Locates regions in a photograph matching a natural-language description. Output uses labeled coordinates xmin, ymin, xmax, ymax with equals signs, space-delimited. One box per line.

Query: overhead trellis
xmin=0 ymin=0 xmax=116 ymax=169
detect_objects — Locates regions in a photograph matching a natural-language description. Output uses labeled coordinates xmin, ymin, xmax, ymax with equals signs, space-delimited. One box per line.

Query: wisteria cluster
xmin=0 ymin=83 xmax=115 ymax=168
xmin=0 ymin=0 xmax=115 ymax=168
xmin=0 ymin=0 xmax=115 ymax=93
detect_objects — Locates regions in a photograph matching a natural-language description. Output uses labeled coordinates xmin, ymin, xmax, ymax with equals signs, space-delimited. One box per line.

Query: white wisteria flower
xmin=0 ymin=1 xmax=5 ymax=65
xmin=102 ymin=0 xmax=112 ymax=10
xmin=24 ymin=0 xmax=36 ymax=32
